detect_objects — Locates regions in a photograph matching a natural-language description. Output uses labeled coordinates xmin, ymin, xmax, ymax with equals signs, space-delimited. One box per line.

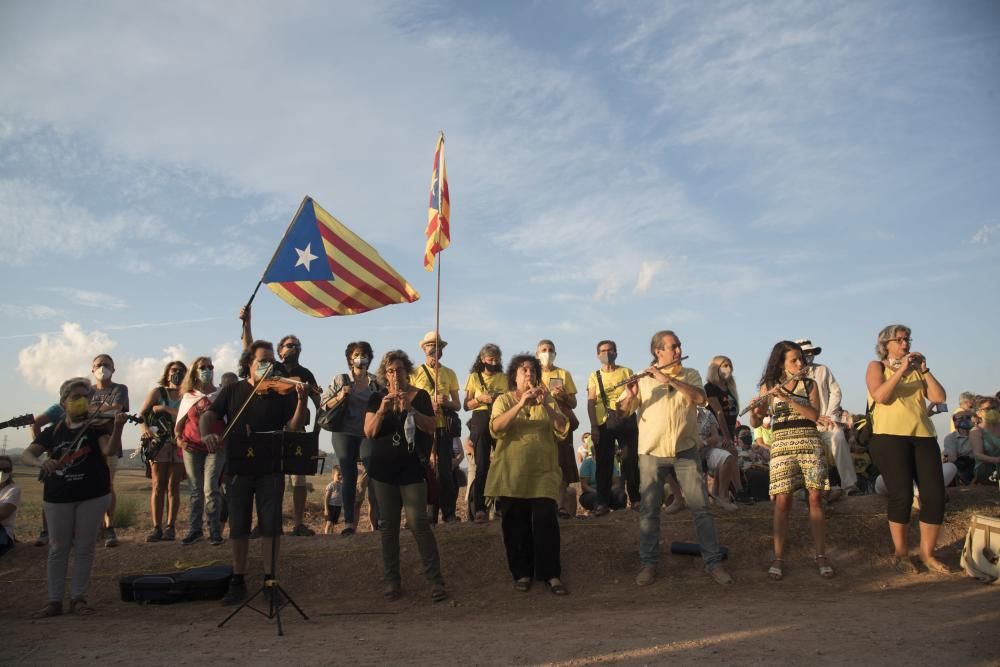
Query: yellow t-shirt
xmin=409 ymin=363 xmax=460 ymax=428
xmin=464 ymin=372 xmax=509 ymax=412
xmin=485 ymin=392 xmax=569 ymax=502
xmin=868 ymin=366 xmax=935 ymax=438
xmin=634 ymin=368 xmax=704 ymax=457
xmin=587 ymin=366 xmax=634 ymax=426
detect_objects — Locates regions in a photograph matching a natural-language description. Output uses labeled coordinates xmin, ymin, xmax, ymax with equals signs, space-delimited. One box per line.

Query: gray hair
xmin=959 ymin=391 xmax=976 ymax=406
xmin=875 ymin=324 xmax=911 ymax=360
xmin=59 ymin=377 xmax=94 ymax=403
xmin=479 ymin=343 xmax=501 ymax=359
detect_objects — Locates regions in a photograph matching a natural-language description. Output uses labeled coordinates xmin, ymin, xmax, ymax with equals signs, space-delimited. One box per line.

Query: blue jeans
xmin=639 ymin=448 xmax=722 ymax=567
xmin=182 ymin=449 xmax=224 ymax=536
xmin=331 ymin=432 xmax=377 ymax=526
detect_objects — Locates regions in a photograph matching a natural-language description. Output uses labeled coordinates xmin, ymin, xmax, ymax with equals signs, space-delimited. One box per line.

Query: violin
xmin=254 ymin=376 xmax=321 ymax=396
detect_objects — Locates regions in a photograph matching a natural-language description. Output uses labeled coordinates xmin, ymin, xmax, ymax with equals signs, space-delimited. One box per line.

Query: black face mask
xmin=955 ymin=418 xmax=973 ymax=431
xmin=739 ymin=435 xmax=753 ymax=446
xmin=485 ymin=363 xmax=503 ymax=373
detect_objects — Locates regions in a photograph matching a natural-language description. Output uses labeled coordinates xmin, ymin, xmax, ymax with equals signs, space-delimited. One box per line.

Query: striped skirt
xmin=768 ymin=425 xmax=829 ymax=496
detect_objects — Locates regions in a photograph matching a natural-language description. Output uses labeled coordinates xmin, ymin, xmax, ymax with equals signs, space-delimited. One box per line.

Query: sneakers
xmin=209 ymin=532 xmax=225 ymax=546
xmin=34 ymin=531 xmax=49 ymax=547
xmin=706 ymin=564 xmax=734 ymax=585
xmin=636 ymin=565 xmax=657 ymax=586
xmin=291 ymin=524 xmax=315 ymax=537
xmin=221 ymin=577 xmax=247 ymax=606
xmin=249 ymin=525 xmax=261 ymax=539
xmin=146 ymin=526 xmax=163 ymax=543
xmin=181 ymin=531 xmax=203 ymax=546
xmin=162 ymin=525 xmax=176 ymax=541
xmin=592 ymin=505 xmax=610 ymax=517
xmin=104 ymin=527 xmax=119 ymax=548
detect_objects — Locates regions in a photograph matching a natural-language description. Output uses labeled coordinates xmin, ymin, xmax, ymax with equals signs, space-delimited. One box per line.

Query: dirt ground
xmin=3 ymin=479 xmax=999 ymax=666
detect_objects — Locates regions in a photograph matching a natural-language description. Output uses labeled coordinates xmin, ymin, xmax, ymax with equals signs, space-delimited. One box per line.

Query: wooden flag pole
xmin=433 ymin=132 xmax=444 ymax=395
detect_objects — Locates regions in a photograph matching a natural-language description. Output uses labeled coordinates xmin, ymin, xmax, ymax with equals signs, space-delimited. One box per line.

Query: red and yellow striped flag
xmin=423 ymin=133 xmax=450 ymax=271
xmin=262 ymin=196 xmax=419 ymax=317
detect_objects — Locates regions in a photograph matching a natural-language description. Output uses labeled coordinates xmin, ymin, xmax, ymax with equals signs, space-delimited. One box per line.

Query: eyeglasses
xmin=663 ymin=344 xmax=682 ymax=351
xmin=889 ymin=337 xmax=912 ymax=344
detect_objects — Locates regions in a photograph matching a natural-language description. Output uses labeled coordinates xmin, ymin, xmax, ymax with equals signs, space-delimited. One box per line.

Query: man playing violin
xmin=200 ymin=340 xmax=310 ymax=606
xmin=240 ymin=305 xmax=320 ymax=537
xmin=616 ymin=330 xmax=732 ymax=588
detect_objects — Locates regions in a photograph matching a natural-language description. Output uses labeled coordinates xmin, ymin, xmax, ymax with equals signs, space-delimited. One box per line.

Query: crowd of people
xmin=4 ymin=313 xmax=999 ymax=618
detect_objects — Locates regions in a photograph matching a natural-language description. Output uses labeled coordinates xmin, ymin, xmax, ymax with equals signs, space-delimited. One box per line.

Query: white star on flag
xmin=294 ymin=243 xmax=318 ymax=271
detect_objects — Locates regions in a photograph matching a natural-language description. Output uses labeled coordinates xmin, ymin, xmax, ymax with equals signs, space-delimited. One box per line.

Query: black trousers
xmin=469 ymin=411 xmax=496 ymax=514
xmin=430 ymin=428 xmax=458 ymax=522
xmin=869 ymin=434 xmax=945 ymax=525
xmin=596 ymin=418 xmax=639 ymax=507
xmin=498 ymin=497 xmax=561 ymax=581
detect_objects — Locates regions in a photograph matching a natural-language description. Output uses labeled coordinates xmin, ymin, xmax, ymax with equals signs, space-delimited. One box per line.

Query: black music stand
xmin=218 ymin=429 xmax=320 ymax=636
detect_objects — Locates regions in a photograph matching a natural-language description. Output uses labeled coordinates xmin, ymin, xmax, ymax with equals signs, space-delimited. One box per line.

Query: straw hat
xmin=419 ymin=331 xmax=448 ymax=349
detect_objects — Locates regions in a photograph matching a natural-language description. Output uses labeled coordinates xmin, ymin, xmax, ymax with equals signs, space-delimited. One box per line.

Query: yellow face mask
xmin=66 ymin=397 xmax=90 ymax=419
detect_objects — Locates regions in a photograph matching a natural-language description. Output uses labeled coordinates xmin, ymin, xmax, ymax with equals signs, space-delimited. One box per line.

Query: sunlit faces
xmin=655 ymin=336 xmax=682 ymax=364
xmin=481 ymin=355 xmax=501 ymax=374
xmin=515 ymin=361 xmax=538 ymax=392
xmin=536 ymin=341 xmax=556 ymax=369
xmin=782 ymin=349 xmax=804 ymax=378
xmin=597 ymin=342 xmax=617 ymax=366
xmin=885 ymin=331 xmax=911 ymax=359
xmin=384 ymin=361 xmax=409 ymax=389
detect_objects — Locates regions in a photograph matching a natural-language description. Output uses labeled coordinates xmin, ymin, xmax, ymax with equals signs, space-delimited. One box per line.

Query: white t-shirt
xmin=0 ymin=483 xmax=21 ymax=540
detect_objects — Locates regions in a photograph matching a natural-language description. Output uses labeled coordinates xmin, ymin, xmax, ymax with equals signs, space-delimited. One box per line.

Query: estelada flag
xmin=262 ymin=196 xmax=420 ymax=317
xmin=423 ymin=133 xmax=450 ymax=271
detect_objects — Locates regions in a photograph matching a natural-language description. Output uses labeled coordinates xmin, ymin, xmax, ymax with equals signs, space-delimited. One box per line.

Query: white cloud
xmin=123 ymin=344 xmax=188 ymax=399
xmin=43 ymin=287 xmax=127 ymax=310
xmin=634 ymin=260 xmax=665 ymax=294
xmin=971 ymin=224 xmax=1000 ymax=245
xmin=0 ymin=304 xmax=64 ymax=320
xmin=17 ymin=323 xmax=117 ymax=394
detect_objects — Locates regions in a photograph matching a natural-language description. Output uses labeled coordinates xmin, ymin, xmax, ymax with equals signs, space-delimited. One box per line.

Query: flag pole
xmin=245 ymin=196 xmax=312 ymax=311
xmin=433 ymin=132 xmax=444 ymax=393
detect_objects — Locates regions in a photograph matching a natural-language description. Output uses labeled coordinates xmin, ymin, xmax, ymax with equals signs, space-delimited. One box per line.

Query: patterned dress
xmin=767 ymin=378 xmax=829 ymax=496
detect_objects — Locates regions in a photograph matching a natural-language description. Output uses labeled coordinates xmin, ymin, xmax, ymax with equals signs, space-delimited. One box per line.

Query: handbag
xmin=961 ymin=514 xmax=1000 ymax=584
xmin=317 ymin=374 xmax=351 ymax=432
xmin=855 ymin=400 xmax=875 ymax=447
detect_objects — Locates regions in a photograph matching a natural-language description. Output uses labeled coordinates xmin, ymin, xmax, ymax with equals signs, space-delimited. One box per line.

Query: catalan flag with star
xmin=262 ymin=196 xmax=420 ymax=317
xmin=423 ymin=133 xmax=450 ymax=271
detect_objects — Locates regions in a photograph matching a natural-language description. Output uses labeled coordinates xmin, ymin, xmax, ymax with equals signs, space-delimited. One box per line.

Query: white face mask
xmin=94 ymin=366 xmax=112 ymax=381
xmin=0 ymin=470 xmax=10 ymax=484
xmin=352 ymin=356 xmax=370 ymax=369
xmin=538 ymin=351 xmax=555 ymax=367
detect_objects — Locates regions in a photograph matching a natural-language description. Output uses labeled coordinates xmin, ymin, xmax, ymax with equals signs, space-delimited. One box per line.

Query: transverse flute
xmin=738 ymin=369 xmax=809 ymax=417
xmin=607 ymin=356 xmax=690 ymax=391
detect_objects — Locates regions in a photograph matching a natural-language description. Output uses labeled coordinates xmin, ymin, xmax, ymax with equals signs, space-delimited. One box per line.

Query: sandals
xmin=890 ymin=555 xmax=919 ymax=575
xmin=473 ymin=511 xmax=488 ymax=524
xmin=382 ymin=584 xmax=401 ymax=602
xmin=431 ymin=584 xmax=448 ymax=602
xmin=69 ymin=597 xmax=96 ymax=615
xmin=814 ymin=555 xmax=835 ymax=579
xmin=30 ymin=602 xmax=62 ymax=619
xmin=768 ymin=558 xmax=784 ymax=581
xmin=513 ymin=577 xmax=532 ymax=592
xmin=920 ymin=556 xmax=953 ymax=575
xmin=545 ymin=579 xmax=569 ymax=596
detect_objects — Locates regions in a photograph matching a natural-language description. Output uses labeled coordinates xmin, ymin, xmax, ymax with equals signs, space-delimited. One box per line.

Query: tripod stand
xmin=219 ymin=429 xmax=318 ymax=635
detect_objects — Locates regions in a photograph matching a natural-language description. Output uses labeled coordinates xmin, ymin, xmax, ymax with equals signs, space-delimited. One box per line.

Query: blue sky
xmin=1 ymin=0 xmax=998 ymax=448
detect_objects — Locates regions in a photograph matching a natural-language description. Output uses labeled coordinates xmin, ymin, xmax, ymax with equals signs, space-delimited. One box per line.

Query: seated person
xmin=970 ymin=396 xmax=1000 ymax=484
xmin=0 ymin=456 xmax=19 ymax=557
xmin=579 ymin=450 xmax=626 ymax=512
xmin=752 ymin=417 xmax=774 ymax=463
xmin=697 ymin=407 xmax=739 ymax=511
xmin=942 ymin=411 xmax=976 ymax=485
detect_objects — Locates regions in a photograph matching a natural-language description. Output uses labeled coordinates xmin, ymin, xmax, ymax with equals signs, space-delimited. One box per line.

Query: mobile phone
xmin=548 ymin=377 xmax=564 ymax=390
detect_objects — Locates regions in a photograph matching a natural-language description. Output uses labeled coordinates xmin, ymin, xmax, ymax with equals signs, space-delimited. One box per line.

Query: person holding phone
xmin=537 ymin=339 xmax=580 ymax=518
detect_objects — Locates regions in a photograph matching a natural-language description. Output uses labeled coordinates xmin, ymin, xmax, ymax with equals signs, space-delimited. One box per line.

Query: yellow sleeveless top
xmin=867 ymin=364 xmax=935 ymax=438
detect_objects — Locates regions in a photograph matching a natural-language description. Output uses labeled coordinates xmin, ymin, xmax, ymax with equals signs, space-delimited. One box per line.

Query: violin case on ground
xmin=119 ymin=564 xmax=233 ymax=604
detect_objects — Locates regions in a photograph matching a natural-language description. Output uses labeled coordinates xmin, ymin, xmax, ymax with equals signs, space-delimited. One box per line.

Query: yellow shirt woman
xmin=868 ymin=366 xmax=935 ymax=438
xmin=464 ymin=372 xmax=509 ymax=412
xmin=485 ymin=393 xmax=569 ymax=502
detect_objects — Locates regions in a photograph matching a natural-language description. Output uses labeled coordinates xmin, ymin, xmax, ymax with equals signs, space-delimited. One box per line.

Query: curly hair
xmin=874 ymin=324 xmax=911 ymax=360
xmin=345 ymin=341 xmax=374 ymax=369
xmin=506 ymin=353 xmax=541 ymax=390
xmin=238 ymin=340 xmax=274 ymax=378
xmin=376 ymin=350 xmax=414 ymax=389
xmin=759 ymin=341 xmax=804 ymax=390
xmin=469 ymin=343 xmax=502 ymax=374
